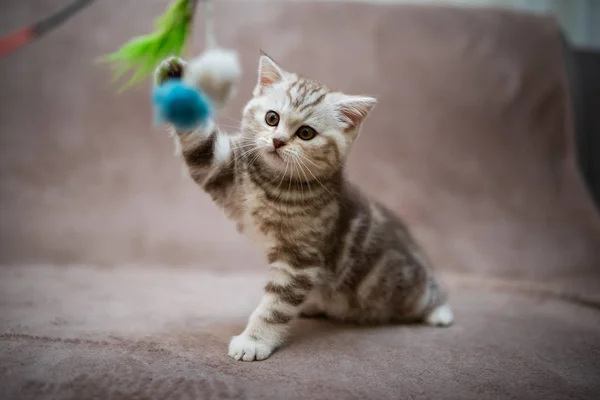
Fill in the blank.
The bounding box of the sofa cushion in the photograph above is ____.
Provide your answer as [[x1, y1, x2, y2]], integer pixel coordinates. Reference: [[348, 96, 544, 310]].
[[1, 265, 599, 400]]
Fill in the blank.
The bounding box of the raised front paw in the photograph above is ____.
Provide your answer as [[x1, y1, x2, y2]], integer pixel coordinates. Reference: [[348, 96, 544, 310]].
[[154, 56, 187, 86], [228, 334, 276, 362]]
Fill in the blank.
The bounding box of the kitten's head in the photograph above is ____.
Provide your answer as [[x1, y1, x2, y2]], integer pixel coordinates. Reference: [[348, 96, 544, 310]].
[[241, 54, 376, 180]]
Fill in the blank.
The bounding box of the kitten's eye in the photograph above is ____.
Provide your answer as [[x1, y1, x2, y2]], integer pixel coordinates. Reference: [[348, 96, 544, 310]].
[[265, 111, 280, 127], [296, 126, 318, 141]]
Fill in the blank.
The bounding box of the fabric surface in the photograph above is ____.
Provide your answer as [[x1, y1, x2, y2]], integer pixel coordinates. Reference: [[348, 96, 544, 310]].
[[1, 1, 599, 399], [1, 266, 600, 400]]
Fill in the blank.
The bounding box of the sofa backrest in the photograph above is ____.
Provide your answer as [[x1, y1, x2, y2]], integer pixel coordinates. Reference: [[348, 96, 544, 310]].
[[0, 0, 598, 293]]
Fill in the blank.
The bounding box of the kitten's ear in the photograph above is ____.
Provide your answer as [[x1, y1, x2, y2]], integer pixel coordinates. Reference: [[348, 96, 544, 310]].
[[335, 95, 377, 131], [254, 52, 286, 96]]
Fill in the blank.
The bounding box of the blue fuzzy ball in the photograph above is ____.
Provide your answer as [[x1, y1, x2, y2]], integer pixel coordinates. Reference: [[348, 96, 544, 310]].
[[152, 80, 212, 131]]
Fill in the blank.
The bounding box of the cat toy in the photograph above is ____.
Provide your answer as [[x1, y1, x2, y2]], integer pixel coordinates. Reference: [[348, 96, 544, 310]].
[[103, 0, 241, 131], [0, 0, 96, 58], [0, 0, 240, 131]]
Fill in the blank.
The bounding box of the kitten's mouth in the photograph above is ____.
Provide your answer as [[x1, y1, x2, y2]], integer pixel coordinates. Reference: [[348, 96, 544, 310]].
[[263, 148, 284, 165], [265, 148, 282, 159]]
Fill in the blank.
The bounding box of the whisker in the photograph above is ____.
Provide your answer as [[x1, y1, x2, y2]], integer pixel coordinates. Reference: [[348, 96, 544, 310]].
[[235, 139, 256, 147], [269, 165, 285, 187], [229, 149, 257, 169], [233, 146, 259, 161], [216, 124, 241, 130], [294, 158, 304, 199], [248, 150, 263, 170], [227, 142, 264, 168], [235, 143, 259, 152], [288, 159, 294, 192], [276, 157, 290, 192], [295, 154, 332, 195], [297, 149, 343, 169], [293, 153, 313, 196], [295, 152, 323, 168], [220, 115, 243, 124], [294, 151, 328, 174], [293, 160, 311, 214]]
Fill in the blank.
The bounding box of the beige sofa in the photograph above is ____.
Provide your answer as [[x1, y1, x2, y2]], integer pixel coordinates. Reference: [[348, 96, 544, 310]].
[[1, 1, 599, 399]]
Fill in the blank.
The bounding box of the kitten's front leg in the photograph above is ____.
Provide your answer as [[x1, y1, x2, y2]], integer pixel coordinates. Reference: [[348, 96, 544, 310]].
[[229, 263, 318, 361], [155, 57, 238, 201]]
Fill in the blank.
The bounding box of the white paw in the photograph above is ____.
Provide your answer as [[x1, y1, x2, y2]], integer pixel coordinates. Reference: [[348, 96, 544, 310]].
[[425, 304, 454, 327], [228, 334, 275, 362]]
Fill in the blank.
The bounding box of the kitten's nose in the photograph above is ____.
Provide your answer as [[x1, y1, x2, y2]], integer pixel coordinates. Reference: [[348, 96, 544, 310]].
[[272, 138, 285, 149]]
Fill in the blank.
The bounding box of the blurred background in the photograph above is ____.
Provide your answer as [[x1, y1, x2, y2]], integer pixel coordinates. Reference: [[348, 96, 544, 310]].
[[0, 0, 598, 271], [391, 0, 600, 48]]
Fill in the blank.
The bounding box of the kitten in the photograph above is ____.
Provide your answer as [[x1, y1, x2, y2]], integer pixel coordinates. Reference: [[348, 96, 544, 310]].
[[155, 54, 453, 362]]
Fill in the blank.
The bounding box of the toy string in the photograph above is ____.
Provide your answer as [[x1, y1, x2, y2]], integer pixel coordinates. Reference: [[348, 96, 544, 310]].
[[0, 0, 214, 58], [0, 0, 96, 58], [203, 0, 216, 49], [0, 0, 217, 88]]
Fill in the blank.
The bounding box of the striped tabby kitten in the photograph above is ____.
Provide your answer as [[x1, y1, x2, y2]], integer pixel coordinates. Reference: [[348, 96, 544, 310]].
[[155, 54, 453, 362]]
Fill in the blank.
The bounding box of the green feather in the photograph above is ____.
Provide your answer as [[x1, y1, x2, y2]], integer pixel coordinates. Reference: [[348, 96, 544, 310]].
[[100, 0, 195, 91]]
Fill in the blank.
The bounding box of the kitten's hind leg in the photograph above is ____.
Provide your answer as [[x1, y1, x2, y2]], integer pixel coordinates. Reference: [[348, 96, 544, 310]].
[[299, 310, 327, 319], [424, 304, 454, 327], [420, 277, 454, 327], [298, 291, 327, 319]]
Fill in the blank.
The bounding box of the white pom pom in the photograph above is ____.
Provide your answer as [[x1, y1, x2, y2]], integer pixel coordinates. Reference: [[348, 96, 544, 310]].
[[183, 48, 242, 110]]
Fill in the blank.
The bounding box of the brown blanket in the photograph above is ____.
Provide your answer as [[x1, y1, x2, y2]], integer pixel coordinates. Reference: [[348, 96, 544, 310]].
[[1, 1, 599, 399]]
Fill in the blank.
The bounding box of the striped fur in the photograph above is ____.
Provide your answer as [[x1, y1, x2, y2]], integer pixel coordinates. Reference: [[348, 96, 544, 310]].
[[155, 55, 453, 362]]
